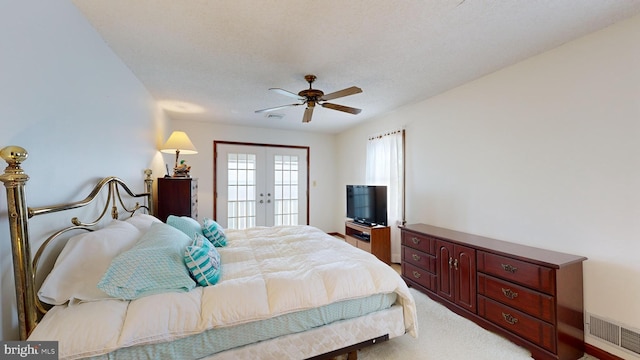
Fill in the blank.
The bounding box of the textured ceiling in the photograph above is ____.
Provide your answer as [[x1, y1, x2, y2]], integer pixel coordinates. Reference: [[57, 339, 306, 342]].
[[72, 1, 640, 134]]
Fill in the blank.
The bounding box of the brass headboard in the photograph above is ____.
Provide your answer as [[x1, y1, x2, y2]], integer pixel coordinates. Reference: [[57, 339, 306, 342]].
[[0, 146, 154, 340]]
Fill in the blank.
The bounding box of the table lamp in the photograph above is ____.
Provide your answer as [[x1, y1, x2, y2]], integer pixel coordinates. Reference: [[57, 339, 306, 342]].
[[160, 131, 198, 177]]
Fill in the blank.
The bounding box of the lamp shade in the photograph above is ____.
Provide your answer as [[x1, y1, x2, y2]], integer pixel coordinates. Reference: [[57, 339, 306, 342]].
[[160, 131, 198, 154]]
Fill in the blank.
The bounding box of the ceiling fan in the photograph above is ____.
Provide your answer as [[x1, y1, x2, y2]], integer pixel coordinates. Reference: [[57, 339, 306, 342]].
[[255, 75, 362, 123]]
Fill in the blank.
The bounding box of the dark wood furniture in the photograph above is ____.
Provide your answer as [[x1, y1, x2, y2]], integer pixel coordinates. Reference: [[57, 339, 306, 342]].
[[157, 177, 198, 222], [401, 223, 587, 360], [345, 221, 391, 264]]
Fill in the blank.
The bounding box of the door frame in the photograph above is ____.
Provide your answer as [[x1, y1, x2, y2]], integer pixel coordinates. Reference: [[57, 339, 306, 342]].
[[213, 140, 310, 225]]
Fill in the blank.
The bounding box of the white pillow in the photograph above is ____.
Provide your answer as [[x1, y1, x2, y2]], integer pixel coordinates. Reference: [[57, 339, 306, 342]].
[[38, 220, 143, 305], [124, 213, 162, 232]]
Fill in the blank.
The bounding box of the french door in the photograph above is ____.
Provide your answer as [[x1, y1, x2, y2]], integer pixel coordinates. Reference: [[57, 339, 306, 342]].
[[214, 142, 309, 229]]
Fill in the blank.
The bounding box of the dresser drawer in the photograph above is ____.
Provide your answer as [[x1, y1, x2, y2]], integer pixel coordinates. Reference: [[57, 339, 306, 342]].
[[402, 262, 436, 292], [402, 246, 436, 273], [477, 251, 555, 295], [477, 273, 555, 323], [401, 230, 436, 255], [358, 239, 372, 253], [478, 296, 556, 353]]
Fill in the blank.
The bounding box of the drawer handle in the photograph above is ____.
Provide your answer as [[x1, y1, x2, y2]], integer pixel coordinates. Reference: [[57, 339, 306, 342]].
[[412, 271, 421, 279], [411, 237, 421, 245], [412, 254, 421, 261], [448, 257, 453, 269], [502, 312, 518, 325], [501, 288, 519, 300], [501, 263, 518, 273]]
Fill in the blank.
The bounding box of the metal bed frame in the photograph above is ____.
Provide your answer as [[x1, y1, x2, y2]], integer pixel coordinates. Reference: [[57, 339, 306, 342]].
[[0, 145, 153, 340]]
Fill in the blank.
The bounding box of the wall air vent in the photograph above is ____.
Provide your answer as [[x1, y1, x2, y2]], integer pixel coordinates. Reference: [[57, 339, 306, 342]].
[[621, 328, 640, 355], [589, 314, 620, 345], [587, 313, 640, 356]]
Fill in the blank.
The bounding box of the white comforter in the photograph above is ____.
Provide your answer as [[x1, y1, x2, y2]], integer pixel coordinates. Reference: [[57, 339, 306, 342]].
[[29, 225, 417, 359]]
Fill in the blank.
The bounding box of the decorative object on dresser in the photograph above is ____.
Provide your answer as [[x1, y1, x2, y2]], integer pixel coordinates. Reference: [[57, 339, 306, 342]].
[[160, 130, 198, 177], [157, 177, 198, 222], [345, 220, 391, 264], [400, 223, 587, 360]]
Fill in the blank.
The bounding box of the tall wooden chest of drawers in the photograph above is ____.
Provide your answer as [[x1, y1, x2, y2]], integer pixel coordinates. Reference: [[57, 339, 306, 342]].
[[401, 223, 587, 360], [157, 177, 198, 222]]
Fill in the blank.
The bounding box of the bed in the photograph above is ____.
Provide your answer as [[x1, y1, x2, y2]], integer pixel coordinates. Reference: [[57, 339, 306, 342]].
[[0, 145, 417, 360]]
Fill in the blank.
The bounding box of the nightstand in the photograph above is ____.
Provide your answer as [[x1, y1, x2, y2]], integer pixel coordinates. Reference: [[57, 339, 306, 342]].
[[156, 177, 198, 222]]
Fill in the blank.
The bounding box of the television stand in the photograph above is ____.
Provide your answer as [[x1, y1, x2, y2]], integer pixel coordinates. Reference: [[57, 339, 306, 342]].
[[345, 221, 390, 264]]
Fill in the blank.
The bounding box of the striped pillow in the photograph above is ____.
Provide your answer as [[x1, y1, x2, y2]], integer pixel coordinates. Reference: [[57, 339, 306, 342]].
[[202, 218, 227, 247], [185, 233, 221, 286]]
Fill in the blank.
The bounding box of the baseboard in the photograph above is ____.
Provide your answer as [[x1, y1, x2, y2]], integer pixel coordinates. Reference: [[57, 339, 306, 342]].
[[585, 343, 626, 360], [328, 232, 344, 239]]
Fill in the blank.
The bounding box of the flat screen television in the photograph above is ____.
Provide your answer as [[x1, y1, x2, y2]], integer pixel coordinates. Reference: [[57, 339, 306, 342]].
[[346, 185, 387, 226]]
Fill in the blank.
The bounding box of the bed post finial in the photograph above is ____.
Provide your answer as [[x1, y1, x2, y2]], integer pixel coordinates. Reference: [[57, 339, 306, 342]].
[[144, 168, 154, 215], [1, 146, 28, 175], [0, 146, 38, 340]]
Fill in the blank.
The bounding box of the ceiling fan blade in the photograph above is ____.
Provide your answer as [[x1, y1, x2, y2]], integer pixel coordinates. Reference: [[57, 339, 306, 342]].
[[270, 88, 305, 100], [302, 106, 314, 123], [255, 103, 302, 113], [320, 102, 362, 115], [320, 86, 362, 101]]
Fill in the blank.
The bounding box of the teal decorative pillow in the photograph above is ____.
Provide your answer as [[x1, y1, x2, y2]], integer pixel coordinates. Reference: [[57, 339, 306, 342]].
[[98, 222, 196, 300], [202, 218, 227, 247], [185, 233, 221, 286], [167, 215, 203, 239]]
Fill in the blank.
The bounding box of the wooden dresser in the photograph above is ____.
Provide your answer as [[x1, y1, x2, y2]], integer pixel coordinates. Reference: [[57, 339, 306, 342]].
[[156, 177, 198, 222], [401, 223, 587, 360]]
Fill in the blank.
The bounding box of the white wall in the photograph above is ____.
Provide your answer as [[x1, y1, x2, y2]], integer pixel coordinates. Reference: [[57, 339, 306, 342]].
[[0, 1, 168, 340], [338, 13, 640, 359], [165, 120, 339, 232]]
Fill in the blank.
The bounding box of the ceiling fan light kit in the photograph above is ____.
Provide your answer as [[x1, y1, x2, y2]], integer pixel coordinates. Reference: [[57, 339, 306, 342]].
[[255, 74, 362, 123]]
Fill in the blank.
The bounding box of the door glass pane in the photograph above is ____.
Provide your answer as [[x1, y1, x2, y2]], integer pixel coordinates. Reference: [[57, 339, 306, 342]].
[[217, 143, 307, 229], [227, 153, 257, 229], [273, 155, 299, 226]]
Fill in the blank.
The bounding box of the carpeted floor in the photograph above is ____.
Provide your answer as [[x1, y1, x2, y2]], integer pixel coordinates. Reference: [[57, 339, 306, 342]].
[[340, 287, 598, 360]]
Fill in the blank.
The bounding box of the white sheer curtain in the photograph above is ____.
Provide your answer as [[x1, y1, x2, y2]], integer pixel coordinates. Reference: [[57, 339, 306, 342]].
[[366, 129, 404, 263]]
